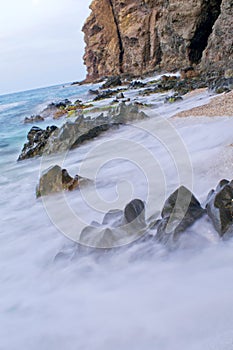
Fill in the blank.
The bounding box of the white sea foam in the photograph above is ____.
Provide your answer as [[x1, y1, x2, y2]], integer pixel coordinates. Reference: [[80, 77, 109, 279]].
[[1, 86, 233, 349]]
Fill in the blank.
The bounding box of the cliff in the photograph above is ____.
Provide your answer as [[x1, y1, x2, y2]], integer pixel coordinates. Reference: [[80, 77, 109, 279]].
[[82, 0, 232, 80]]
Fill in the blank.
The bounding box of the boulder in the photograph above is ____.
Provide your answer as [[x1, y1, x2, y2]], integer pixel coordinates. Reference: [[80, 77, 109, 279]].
[[155, 186, 205, 244], [36, 165, 89, 197], [206, 179, 233, 237], [116, 92, 124, 99], [101, 76, 122, 89], [124, 198, 145, 228]]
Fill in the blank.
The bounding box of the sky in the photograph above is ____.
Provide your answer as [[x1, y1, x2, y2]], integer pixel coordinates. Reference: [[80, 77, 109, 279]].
[[0, 0, 91, 95]]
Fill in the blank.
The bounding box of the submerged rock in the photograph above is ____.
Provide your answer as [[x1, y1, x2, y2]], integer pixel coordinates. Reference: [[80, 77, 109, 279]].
[[206, 179, 233, 237], [36, 165, 89, 197], [79, 199, 147, 248], [24, 115, 45, 124], [155, 186, 205, 244]]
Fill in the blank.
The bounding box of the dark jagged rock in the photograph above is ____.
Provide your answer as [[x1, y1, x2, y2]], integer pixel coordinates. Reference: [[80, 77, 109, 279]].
[[18, 103, 149, 160], [124, 198, 145, 227], [155, 186, 205, 244], [101, 76, 122, 89], [18, 125, 58, 161], [93, 89, 117, 101], [36, 165, 90, 197], [79, 199, 146, 248], [24, 115, 45, 124], [206, 179, 233, 237], [89, 89, 99, 95]]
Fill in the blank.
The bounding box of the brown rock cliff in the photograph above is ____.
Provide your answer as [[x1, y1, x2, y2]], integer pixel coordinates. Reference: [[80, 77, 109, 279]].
[[82, 0, 232, 80]]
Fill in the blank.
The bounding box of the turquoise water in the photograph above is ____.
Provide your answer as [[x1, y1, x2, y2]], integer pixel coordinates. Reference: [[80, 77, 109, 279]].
[[0, 83, 91, 168]]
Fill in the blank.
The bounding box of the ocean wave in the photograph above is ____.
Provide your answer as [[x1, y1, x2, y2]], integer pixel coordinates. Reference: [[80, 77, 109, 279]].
[[0, 101, 26, 113]]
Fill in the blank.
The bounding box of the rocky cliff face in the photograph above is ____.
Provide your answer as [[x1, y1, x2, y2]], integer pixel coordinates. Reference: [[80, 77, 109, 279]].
[[82, 0, 232, 80]]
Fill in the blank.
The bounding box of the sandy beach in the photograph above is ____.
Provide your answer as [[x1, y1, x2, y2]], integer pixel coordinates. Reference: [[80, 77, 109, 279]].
[[173, 90, 233, 118]]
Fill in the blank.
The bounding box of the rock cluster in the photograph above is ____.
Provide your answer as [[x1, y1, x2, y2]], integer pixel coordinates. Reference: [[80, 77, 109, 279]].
[[79, 181, 233, 249], [18, 103, 148, 160], [80, 199, 146, 248], [82, 0, 232, 80]]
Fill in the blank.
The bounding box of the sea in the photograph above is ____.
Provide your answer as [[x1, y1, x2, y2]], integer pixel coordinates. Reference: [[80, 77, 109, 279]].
[[1, 81, 233, 350]]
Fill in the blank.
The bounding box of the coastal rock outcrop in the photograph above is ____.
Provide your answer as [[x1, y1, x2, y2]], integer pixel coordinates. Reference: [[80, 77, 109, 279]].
[[82, 0, 232, 80], [18, 103, 148, 160]]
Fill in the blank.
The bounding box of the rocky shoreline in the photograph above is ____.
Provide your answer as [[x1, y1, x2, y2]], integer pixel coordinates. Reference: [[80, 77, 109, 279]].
[[17, 70, 233, 252]]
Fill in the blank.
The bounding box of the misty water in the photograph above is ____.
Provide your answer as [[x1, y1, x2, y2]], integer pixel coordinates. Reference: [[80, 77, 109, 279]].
[[1, 82, 233, 350]]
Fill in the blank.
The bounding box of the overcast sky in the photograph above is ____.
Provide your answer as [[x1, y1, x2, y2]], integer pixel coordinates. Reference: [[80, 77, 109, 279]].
[[0, 0, 91, 95]]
